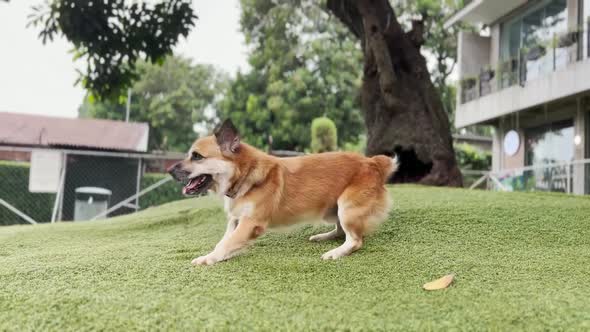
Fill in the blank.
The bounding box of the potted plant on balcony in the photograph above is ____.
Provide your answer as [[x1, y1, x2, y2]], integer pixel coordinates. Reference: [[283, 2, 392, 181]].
[[557, 30, 579, 48], [479, 65, 495, 96], [460, 76, 478, 103], [497, 57, 518, 89], [525, 44, 546, 61], [479, 65, 495, 81]]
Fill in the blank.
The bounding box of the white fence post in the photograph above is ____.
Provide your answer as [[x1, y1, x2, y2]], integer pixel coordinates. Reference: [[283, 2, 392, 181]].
[[489, 175, 509, 192], [51, 152, 67, 223], [0, 199, 37, 225], [469, 173, 489, 190], [566, 162, 571, 194]]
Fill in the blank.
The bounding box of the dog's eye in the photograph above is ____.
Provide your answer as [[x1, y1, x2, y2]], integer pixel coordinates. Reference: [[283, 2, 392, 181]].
[[191, 152, 204, 161]]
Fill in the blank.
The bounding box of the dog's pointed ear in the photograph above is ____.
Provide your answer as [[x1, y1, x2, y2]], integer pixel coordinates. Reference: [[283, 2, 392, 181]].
[[214, 119, 240, 154]]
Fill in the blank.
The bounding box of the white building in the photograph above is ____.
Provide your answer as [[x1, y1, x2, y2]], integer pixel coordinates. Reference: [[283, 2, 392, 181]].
[[446, 0, 590, 194]]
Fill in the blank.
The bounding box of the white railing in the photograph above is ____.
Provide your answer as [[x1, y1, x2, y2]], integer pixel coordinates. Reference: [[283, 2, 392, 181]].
[[469, 159, 590, 195]]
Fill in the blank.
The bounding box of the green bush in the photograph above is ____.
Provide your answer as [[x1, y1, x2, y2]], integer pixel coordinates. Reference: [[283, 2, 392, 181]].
[[139, 173, 184, 210], [455, 143, 492, 171], [0, 161, 55, 225], [311, 117, 338, 153], [455, 143, 492, 188], [343, 134, 366, 154]]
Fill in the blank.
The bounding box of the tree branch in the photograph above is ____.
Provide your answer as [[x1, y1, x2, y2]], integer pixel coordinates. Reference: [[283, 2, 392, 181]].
[[357, 0, 405, 108], [326, 0, 364, 40]]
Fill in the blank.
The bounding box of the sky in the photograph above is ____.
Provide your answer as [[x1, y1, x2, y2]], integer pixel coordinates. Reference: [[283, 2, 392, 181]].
[[0, 0, 249, 118]]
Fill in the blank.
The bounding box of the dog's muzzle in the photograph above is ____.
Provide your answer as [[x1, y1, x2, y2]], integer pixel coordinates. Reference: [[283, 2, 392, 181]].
[[167, 162, 213, 196]]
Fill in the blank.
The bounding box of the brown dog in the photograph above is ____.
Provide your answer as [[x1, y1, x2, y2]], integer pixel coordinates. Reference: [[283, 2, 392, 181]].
[[168, 119, 397, 265]]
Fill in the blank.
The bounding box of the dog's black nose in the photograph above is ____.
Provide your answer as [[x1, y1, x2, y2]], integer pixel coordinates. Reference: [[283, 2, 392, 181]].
[[167, 162, 179, 174]]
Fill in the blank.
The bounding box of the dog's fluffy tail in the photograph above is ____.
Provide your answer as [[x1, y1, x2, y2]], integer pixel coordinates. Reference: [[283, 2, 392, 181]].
[[372, 154, 399, 183]]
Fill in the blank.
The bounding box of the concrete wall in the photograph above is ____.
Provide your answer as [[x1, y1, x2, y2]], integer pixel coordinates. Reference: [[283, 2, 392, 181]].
[[495, 120, 525, 171], [491, 128, 502, 172], [489, 24, 501, 69], [573, 100, 587, 194], [458, 31, 492, 79], [568, 0, 579, 30], [457, 31, 492, 111]]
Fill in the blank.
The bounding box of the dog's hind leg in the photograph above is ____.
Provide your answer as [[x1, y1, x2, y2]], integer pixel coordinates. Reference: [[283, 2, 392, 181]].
[[321, 179, 389, 260], [309, 221, 344, 242], [320, 204, 366, 260]]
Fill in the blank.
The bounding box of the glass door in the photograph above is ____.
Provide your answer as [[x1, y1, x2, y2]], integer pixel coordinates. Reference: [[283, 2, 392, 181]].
[[586, 110, 590, 194], [525, 119, 575, 192]]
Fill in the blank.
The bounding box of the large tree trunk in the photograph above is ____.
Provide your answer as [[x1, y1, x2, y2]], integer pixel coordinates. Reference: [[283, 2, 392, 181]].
[[327, 0, 462, 186]]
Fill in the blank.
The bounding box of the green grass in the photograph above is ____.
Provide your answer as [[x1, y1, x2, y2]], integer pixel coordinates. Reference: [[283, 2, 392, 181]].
[[1, 186, 590, 331]]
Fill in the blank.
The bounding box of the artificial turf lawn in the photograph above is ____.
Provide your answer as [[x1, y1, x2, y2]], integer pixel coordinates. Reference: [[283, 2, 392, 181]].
[[1, 185, 590, 331]]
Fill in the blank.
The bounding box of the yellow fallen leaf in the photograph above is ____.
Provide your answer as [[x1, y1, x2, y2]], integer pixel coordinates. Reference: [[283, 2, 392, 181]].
[[423, 274, 455, 291]]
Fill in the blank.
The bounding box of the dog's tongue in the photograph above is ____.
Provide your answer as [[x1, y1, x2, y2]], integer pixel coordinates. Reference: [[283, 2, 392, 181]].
[[183, 176, 203, 194]]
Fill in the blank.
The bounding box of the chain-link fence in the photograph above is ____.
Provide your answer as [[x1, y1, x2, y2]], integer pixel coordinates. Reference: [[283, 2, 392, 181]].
[[0, 146, 186, 226]]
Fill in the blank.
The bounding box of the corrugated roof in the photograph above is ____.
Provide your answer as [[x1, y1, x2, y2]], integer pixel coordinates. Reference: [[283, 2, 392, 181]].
[[0, 112, 149, 152]]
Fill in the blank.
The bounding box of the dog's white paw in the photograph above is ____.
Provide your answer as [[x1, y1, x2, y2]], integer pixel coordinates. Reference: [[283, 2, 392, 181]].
[[321, 248, 347, 260], [309, 234, 324, 242], [191, 253, 221, 266]]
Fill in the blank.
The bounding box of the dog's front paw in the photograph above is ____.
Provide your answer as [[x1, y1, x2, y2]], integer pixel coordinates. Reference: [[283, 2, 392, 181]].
[[321, 248, 347, 260], [191, 253, 222, 266]]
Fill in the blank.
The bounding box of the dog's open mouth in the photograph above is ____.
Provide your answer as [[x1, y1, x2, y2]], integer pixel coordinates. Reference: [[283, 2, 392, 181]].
[[183, 174, 213, 195]]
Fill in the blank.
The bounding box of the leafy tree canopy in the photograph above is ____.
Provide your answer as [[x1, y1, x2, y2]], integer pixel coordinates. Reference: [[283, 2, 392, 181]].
[[28, 0, 197, 99], [79, 56, 228, 152], [218, 0, 364, 151]]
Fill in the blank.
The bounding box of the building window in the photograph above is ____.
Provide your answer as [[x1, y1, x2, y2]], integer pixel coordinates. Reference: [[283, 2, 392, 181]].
[[500, 0, 568, 83], [524, 119, 574, 192], [583, 0, 590, 59]]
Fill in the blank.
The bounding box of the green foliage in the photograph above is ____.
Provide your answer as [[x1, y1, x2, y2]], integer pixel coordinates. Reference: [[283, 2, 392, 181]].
[[3, 187, 590, 329], [455, 143, 491, 171], [311, 117, 338, 153], [343, 134, 367, 154], [0, 161, 55, 225], [218, 0, 364, 151], [79, 56, 228, 152], [139, 173, 183, 210], [28, 0, 197, 99]]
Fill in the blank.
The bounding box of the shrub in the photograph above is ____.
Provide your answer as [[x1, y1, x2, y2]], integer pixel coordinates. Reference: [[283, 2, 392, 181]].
[[455, 143, 491, 171], [343, 135, 367, 154], [0, 161, 55, 225], [139, 173, 183, 210], [311, 117, 338, 153]]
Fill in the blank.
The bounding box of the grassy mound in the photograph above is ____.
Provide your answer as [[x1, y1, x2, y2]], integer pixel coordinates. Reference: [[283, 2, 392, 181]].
[[1, 186, 590, 330]]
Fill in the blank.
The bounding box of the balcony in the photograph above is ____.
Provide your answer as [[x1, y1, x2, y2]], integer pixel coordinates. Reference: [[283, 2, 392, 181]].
[[445, 0, 528, 29], [456, 25, 590, 128]]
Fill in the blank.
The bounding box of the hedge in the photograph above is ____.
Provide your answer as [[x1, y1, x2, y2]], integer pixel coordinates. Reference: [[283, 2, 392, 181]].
[[139, 173, 184, 210], [0, 161, 55, 226], [0, 161, 183, 225]]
